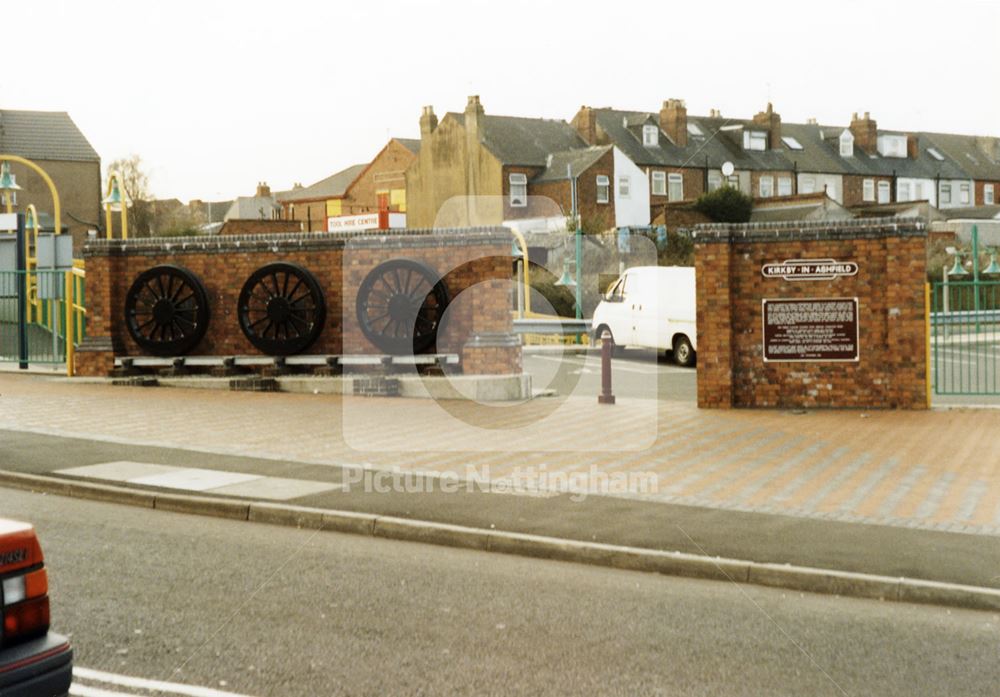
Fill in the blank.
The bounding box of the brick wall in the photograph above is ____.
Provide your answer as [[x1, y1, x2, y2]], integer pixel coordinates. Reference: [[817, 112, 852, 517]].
[[750, 170, 796, 199], [975, 180, 1000, 206], [647, 167, 706, 209], [843, 174, 894, 207], [693, 218, 928, 409], [76, 229, 519, 376]]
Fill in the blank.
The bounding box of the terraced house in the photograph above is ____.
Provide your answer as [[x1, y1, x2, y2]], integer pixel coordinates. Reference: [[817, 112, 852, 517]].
[[570, 101, 1000, 221]]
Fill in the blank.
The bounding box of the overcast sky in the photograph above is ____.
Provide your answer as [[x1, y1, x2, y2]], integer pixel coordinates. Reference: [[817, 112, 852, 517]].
[[5, 0, 998, 202]]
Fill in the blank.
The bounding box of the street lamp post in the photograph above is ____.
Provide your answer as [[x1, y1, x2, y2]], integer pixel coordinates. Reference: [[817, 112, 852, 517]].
[[103, 172, 128, 240]]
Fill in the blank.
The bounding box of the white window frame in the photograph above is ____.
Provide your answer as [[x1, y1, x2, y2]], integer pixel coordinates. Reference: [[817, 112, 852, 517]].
[[781, 136, 803, 150], [651, 171, 666, 196], [618, 175, 630, 199], [960, 183, 971, 204], [986, 184, 996, 205], [668, 173, 684, 201], [759, 176, 774, 198], [643, 124, 659, 147], [839, 131, 854, 157], [778, 177, 792, 197], [801, 176, 815, 194], [508, 173, 527, 207], [898, 181, 912, 202], [708, 172, 722, 192], [596, 175, 609, 204], [744, 130, 767, 151], [862, 179, 875, 202], [940, 183, 952, 205], [727, 175, 740, 190], [877, 181, 890, 203]]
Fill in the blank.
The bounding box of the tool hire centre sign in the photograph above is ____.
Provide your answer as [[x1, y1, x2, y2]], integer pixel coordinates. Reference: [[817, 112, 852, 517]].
[[761, 259, 860, 362]]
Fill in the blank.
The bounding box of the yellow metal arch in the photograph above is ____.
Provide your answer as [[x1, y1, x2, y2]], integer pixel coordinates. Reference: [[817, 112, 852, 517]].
[[0, 154, 62, 236]]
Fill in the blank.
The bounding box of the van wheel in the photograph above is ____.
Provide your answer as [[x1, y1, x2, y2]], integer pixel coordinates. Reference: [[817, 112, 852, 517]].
[[673, 336, 696, 367]]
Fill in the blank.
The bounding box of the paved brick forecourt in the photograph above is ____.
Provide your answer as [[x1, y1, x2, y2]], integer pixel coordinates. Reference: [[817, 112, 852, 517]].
[[75, 228, 521, 377], [692, 218, 928, 409]]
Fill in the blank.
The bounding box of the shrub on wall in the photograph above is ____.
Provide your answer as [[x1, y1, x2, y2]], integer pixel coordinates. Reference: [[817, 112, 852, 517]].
[[694, 186, 753, 223]]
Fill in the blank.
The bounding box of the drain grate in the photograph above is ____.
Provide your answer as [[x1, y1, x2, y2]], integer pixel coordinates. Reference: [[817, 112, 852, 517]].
[[229, 376, 279, 392]]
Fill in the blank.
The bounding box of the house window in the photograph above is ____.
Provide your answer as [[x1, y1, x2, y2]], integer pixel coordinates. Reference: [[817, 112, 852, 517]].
[[781, 136, 803, 150], [928, 147, 945, 161], [940, 183, 952, 205], [651, 171, 666, 196], [509, 173, 527, 207], [778, 177, 792, 197], [914, 182, 924, 201], [986, 184, 996, 205], [744, 130, 767, 151], [759, 176, 774, 198], [643, 124, 659, 147], [878, 181, 890, 203], [618, 175, 630, 198], [960, 183, 971, 204], [839, 131, 854, 157], [708, 172, 722, 191], [596, 175, 609, 204], [863, 179, 875, 202], [727, 175, 740, 190], [687, 123, 704, 137], [898, 181, 912, 202], [801, 176, 815, 194], [668, 173, 684, 201]]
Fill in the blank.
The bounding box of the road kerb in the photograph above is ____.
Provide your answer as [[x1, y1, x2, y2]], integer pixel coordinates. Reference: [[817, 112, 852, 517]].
[[249, 503, 325, 530], [748, 563, 899, 602], [3, 470, 1000, 612], [154, 492, 250, 520], [374, 516, 491, 551]]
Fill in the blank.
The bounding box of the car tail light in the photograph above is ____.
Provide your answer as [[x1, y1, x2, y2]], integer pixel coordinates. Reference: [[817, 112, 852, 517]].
[[3, 595, 50, 644], [0, 521, 51, 647]]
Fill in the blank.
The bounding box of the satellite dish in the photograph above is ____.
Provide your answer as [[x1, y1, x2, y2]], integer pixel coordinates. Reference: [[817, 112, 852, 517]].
[[721, 161, 735, 177]]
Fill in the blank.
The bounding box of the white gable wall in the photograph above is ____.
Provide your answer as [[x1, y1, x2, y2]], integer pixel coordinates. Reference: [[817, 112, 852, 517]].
[[613, 147, 650, 227]]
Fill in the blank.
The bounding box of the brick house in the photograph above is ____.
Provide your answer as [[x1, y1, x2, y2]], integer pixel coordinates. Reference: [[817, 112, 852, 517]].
[[406, 96, 649, 231], [279, 138, 420, 232], [0, 109, 101, 251]]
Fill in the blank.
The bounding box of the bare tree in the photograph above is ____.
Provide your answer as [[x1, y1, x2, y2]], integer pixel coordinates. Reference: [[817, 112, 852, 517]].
[[106, 154, 153, 236]]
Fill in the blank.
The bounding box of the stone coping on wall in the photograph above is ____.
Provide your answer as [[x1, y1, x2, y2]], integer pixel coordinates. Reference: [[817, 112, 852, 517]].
[[82, 227, 513, 257], [690, 216, 927, 244]]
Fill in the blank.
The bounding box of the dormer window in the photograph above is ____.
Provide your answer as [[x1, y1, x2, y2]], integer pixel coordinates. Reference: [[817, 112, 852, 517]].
[[744, 130, 767, 151], [509, 173, 527, 207], [643, 124, 659, 147], [839, 131, 854, 157], [877, 135, 907, 158]]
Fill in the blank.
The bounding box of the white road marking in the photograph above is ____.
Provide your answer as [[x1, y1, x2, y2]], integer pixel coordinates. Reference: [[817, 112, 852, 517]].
[[73, 666, 257, 697]]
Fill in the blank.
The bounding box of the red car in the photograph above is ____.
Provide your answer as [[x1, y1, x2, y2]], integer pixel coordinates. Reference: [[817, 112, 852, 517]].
[[0, 519, 73, 697]]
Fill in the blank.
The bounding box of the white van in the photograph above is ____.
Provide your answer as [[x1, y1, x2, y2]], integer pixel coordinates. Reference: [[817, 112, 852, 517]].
[[591, 266, 698, 366]]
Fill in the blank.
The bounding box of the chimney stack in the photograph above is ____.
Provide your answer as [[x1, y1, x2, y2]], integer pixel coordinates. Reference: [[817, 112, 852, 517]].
[[573, 105, 597, 145], [850, 111, 878, 155], [659, 99, 687, 148], [907, 134, 920, 160], [752, 102, 782, 149], [464, 95, 485, 143], [256, 182, 271, 198], [420, 105, 438, 141]]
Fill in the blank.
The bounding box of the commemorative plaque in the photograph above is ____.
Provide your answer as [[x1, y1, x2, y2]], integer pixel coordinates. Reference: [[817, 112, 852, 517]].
[[762, 298, 859, 362]]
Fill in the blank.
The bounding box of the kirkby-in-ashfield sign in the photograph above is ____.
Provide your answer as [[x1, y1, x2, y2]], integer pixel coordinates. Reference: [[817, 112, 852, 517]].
[[761, 258, 859, 281], [762, 298, 860, 362]]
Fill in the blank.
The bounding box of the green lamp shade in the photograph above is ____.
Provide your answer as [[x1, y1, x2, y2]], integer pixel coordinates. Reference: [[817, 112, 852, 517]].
[[0, 162, 21, 192], [103, 179, 124, 211], [948, 256, 969, 277], [983, 254, 1000, 276]]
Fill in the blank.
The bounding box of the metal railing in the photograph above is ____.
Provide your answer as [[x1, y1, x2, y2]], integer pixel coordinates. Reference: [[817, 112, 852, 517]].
[[930, 280, 1000, 396], [0, 269, 85, 374]]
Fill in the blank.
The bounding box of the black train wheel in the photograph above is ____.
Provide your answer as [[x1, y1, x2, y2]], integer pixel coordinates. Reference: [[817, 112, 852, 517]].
[[237, 262, 326, 356], [356, 259, 449, 355], [124, 265, 210, 356]]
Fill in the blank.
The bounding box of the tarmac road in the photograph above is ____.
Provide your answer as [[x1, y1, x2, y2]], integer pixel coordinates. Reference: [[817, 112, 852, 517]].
[[8, 488, 1000, 697]]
